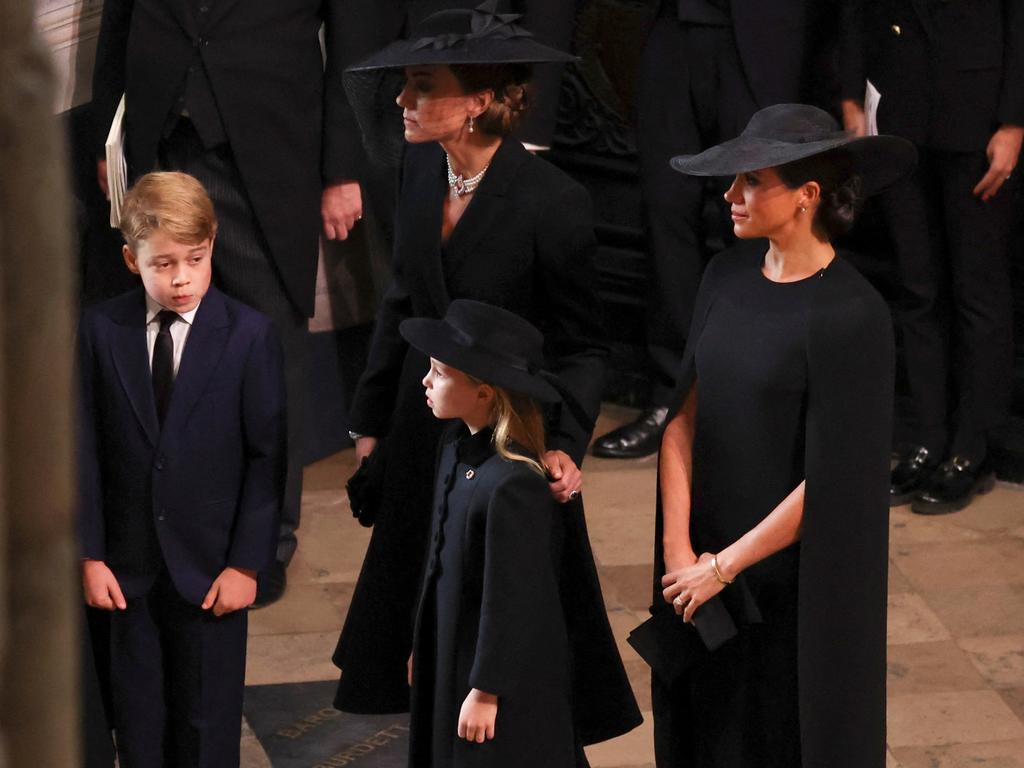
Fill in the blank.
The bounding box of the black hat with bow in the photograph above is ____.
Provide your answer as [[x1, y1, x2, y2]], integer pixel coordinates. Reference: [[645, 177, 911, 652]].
[[399, 299, 592, 433], [343, 0, 576, 166]]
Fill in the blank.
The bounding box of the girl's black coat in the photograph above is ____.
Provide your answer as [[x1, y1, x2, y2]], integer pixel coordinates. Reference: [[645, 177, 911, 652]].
[[409, 427, 575, 767], [334, 138, 640, 744]]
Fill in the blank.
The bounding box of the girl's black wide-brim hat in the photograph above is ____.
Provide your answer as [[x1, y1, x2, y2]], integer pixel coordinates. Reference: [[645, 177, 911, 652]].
[[344, 0, 577, 167], [670, 103, 917, 195], [399, 299, 592, 432]]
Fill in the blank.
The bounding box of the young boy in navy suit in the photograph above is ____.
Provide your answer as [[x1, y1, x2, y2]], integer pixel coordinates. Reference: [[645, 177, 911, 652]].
[[77, 172, 286, 767]]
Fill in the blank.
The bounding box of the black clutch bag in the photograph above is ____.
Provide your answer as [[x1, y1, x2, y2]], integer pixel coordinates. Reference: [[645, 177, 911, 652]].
[[627, 575, 762, 685], [345, 441, 387, 528]]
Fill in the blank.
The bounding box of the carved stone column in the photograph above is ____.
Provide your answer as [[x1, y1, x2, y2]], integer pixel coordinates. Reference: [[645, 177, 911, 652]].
[[0, 0, 78, 764]]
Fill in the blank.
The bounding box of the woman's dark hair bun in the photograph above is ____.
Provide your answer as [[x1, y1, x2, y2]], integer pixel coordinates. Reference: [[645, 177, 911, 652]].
[[777, 148, 864, 240], [450, 63, 533, 138]]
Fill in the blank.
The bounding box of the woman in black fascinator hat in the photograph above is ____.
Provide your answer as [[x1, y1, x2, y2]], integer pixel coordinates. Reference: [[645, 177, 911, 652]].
[[647, 103, 915, 767], [332, 1, 640, 748]]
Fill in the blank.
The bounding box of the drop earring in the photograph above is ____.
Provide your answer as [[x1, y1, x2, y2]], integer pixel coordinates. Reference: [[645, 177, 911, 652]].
[[468, 114, 475, 133]]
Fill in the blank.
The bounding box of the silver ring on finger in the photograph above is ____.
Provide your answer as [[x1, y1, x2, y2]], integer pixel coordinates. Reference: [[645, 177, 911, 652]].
[[673, 595, 685, 607], [568, 489, 580, 500]]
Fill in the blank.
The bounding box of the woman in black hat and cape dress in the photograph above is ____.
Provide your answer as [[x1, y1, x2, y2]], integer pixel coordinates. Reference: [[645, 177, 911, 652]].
[[651, 103, 915, 767], [332, 0, 641, 749]]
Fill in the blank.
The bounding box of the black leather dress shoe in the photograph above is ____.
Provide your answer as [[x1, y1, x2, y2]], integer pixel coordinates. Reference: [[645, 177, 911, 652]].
[[890, 445, 939, 506], [911, 455, 996, 516], [591, 407, 669, 459], [253, 560, 287, 608]]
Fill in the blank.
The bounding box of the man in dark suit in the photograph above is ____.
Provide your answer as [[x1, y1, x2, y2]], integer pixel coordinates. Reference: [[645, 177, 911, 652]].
[[841, 0, 1024, 513], [592, 0, 810, 458], [78, 172, 285, 765], [91, 0, 385, 602]]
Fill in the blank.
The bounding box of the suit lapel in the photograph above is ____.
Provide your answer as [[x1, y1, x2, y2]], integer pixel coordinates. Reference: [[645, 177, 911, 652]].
[[110, 290, 160, 447], [160, 288, 232, 437], [443, 137, 525, 280]]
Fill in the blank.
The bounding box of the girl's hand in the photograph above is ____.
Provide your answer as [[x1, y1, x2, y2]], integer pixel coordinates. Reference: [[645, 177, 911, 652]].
[[457, 688, 498, 743], [661, 552, 725, 623], [543, 450, 582, 504]]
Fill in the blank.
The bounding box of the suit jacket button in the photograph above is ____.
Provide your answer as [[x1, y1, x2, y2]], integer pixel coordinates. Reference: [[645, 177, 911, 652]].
[[157, 509, 166, 521], [465, 469, 475, 480], [891, 24, 901, 35], [155, 458, 165, 470]]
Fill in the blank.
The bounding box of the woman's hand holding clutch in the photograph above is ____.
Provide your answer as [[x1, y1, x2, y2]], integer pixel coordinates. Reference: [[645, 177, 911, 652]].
[[661, 553, 726, 623]]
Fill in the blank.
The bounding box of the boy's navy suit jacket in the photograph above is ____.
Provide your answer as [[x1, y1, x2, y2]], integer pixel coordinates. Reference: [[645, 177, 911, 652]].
[[77, 285, 286, 605]]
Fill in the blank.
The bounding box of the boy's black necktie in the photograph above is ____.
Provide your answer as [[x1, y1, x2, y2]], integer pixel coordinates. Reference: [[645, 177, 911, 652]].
[[152, 310, 178, 425]]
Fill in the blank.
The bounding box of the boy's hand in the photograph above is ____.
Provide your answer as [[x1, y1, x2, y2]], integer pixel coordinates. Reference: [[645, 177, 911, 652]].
[[457, 689, 498, 743], [82, 559, 127, 611], [202, 567, 258, 616]]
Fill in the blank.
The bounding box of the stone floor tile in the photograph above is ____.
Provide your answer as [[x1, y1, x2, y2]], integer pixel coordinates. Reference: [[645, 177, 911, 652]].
[[887, 641, 988, 695], [923, 585, 1024, 639], [248, 582, 353, 636], [240, 717, 272, 768], [893, 539, 1024, 591], [246, 631, 341, 686], [587, 508, 657, 568], [890, 508, 986, 547], [887, 691, 1024, 747], [890, 560, 913, 594], [887, 749, 901, 767], [289, 504, 372, 585], [601, 564, 656, 612], [888, 593, 952, 645], [1001, 689, 1024, 721], [606, 607, 648, 665], [944, 484, 1024, 535], [960, 636, 1024, 689], [622, 658, 652, 712], [893, 739, 1024, 768], [304, 451, 355, 493], [584, 712, 654, 768]]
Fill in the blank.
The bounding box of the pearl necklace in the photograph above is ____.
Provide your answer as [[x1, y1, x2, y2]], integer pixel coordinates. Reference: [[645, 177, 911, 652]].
[[446, 154, 490, 199]]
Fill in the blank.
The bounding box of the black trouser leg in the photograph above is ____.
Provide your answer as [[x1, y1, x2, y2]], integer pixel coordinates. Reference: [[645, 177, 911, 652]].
[[939, 150, 1018, 460], [110, 569, 248, 768], [881, 153, 950, 454], [160, 121, 305, 565]]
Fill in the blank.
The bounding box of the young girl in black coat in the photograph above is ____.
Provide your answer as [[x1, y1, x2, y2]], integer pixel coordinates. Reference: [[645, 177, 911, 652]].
[[398, 299, 632, 768]]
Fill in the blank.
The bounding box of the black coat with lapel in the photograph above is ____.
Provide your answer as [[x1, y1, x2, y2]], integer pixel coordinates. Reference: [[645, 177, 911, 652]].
[[841, 0, 1024, 151], [334, 137, 610, 714], [77, 287, 286, 604], [91, 0, 390, 316], [350, 137, 606, 461]]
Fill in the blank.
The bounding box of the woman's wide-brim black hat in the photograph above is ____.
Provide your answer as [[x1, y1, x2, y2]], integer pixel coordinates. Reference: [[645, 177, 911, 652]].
[[400, 300, 562, 405], [670, 104, 917, 195], [344, 0, 576, 167]]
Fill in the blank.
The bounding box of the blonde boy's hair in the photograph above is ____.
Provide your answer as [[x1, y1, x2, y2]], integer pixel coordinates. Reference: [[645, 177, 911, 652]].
[[119, 172, 217, 249]]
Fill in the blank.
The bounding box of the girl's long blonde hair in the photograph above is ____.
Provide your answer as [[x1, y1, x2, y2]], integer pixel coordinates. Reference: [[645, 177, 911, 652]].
[[468, 375, 548, 476]]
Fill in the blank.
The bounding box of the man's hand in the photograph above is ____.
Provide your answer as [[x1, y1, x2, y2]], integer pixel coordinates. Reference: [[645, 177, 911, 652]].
[[82, 559, 127, 610], [97, 159, 110, 200], [457, 688, 498, 743], [841, 99, 868, 137], [973, 124, 1023, 201], [542, 449, 582, 504], [202, 566, 258, 616], [322, 180, 363, 240]]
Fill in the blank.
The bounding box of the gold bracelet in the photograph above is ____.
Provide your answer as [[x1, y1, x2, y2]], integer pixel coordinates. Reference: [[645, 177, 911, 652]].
[[711, 555, 733, 585]]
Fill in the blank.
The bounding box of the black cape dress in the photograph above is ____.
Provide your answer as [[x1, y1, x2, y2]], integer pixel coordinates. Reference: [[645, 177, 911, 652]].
[[651, 241, 894, 768], [409, 426, 579, 768], [333, 139, 640, 746]]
